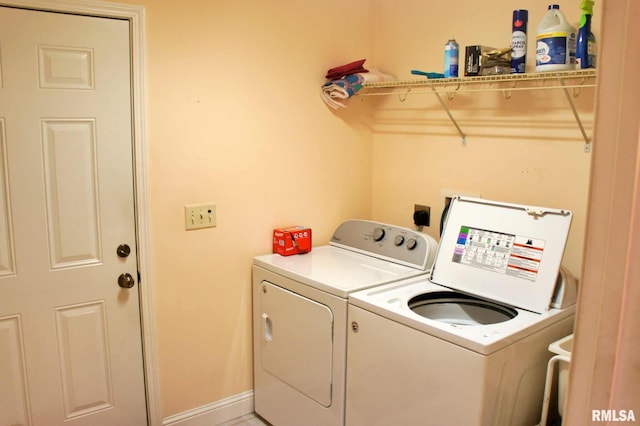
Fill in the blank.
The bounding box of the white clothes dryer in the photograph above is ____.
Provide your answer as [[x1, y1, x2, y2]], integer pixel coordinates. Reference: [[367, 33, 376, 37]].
[[253, 220, 438, 426], [346, 197, 578, 426]]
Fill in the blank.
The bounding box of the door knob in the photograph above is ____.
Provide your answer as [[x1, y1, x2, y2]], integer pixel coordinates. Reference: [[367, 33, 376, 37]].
[[118, 273, 135, 289], [117, 244, 131, 258]]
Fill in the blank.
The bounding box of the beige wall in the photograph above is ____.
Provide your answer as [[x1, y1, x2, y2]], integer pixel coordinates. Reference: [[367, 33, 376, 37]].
[[117, 0, 375, 416], [369, 0, 598, 277], [119, 0, 600, 418]]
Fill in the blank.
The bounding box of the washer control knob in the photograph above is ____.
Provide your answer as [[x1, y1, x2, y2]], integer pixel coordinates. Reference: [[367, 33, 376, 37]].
[[372, 227, 386, 242], [406, 238, 418, 250], [394, 235, 405, 246]]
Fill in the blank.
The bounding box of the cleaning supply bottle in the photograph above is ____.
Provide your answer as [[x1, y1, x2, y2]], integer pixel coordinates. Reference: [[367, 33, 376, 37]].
[[576, 0, 596, 68], [536, 5, 577, 72], [444, 37, 459, 78]]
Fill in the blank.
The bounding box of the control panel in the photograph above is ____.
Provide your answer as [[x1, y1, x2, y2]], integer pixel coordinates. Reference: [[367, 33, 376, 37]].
[[330, 220, 438, 270]]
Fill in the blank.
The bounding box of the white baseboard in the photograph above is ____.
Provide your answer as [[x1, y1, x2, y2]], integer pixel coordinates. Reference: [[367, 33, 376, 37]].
[[162, 390, 254, 426]]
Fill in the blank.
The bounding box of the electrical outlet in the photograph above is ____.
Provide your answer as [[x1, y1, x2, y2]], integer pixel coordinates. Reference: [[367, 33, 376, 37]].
[[185, 204, 216, 230], [414, 204, 431, 227]]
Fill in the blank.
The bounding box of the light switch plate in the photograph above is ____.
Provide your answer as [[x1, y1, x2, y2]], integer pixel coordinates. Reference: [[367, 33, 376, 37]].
[[185, 204, 216, 230]]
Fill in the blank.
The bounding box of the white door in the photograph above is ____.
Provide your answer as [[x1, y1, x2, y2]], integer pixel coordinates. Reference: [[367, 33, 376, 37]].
[[0, 6, 147, 425]]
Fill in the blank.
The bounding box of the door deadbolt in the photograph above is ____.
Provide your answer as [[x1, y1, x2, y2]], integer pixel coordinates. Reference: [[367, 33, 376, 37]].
[[117, 244, 131, 258], [118, 273, 135, 289]]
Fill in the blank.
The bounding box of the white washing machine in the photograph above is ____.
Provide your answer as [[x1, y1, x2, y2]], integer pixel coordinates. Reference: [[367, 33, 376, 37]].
[[253, 220, 438, 426], [346, 197, 578, 426]]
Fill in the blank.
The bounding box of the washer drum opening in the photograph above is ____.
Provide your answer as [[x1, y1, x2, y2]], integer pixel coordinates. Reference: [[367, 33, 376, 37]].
[[408, 291, 518, 326]]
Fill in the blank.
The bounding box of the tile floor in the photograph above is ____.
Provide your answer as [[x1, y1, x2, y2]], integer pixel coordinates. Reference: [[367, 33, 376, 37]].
[[219, 414, 269, 426]]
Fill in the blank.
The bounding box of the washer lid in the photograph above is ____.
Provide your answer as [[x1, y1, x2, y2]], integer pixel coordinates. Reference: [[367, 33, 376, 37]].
[[431, 197, 572, 314]]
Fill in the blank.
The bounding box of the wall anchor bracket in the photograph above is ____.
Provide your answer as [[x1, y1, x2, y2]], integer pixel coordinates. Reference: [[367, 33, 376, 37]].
[[560, 78, 591, 153], [431, 87, 467, 146]]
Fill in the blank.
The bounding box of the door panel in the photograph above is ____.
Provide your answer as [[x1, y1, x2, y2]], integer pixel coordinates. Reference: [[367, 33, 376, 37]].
[[0, 6, 146, 425], [0, 119, 14, 277], [0, 315, 30, 425], [42, 119, 101, 268], [38, 45, 94, 90], [55, 301, 112, 419]]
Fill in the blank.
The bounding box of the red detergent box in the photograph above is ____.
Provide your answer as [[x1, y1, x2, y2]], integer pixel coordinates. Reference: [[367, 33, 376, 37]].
[[273, 226, 312, 256]]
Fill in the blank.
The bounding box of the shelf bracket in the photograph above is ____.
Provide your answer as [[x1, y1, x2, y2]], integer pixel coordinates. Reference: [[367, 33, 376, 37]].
[[356, 70, 596, 151], [560, 78, 591, 153], [431, 88, 467, 146]]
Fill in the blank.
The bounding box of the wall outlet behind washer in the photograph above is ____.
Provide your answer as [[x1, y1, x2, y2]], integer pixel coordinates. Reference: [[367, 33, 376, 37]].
[[414, 204, 431, 227]]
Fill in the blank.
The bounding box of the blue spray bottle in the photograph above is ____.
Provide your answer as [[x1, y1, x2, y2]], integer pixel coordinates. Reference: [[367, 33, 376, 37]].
[[576, 0, 596, 68]]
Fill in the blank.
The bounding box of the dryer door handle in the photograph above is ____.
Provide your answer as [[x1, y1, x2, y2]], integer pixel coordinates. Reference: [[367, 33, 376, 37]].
[[262, 313, 273, 342]]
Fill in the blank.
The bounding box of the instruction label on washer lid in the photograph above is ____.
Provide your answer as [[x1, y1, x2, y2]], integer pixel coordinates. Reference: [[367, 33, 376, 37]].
[[453, 226, 545, 282]]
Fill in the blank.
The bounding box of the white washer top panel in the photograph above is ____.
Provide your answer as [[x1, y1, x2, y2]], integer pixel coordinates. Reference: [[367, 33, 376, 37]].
[[433, 197, 572, 313], [348, 276, 576, 355], [330, 219, 438, 270], [254, 246, 426, 298]]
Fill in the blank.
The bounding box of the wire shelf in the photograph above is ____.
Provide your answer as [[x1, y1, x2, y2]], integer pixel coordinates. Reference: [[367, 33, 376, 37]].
[[359, 69, 597, 96]]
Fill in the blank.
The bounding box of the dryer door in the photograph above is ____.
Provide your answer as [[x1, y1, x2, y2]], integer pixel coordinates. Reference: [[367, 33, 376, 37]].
[[259, 281, 334, 407]]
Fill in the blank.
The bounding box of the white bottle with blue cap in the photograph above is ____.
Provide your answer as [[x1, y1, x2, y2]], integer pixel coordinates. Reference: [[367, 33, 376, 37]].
[[535, 4, 577, 72]]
